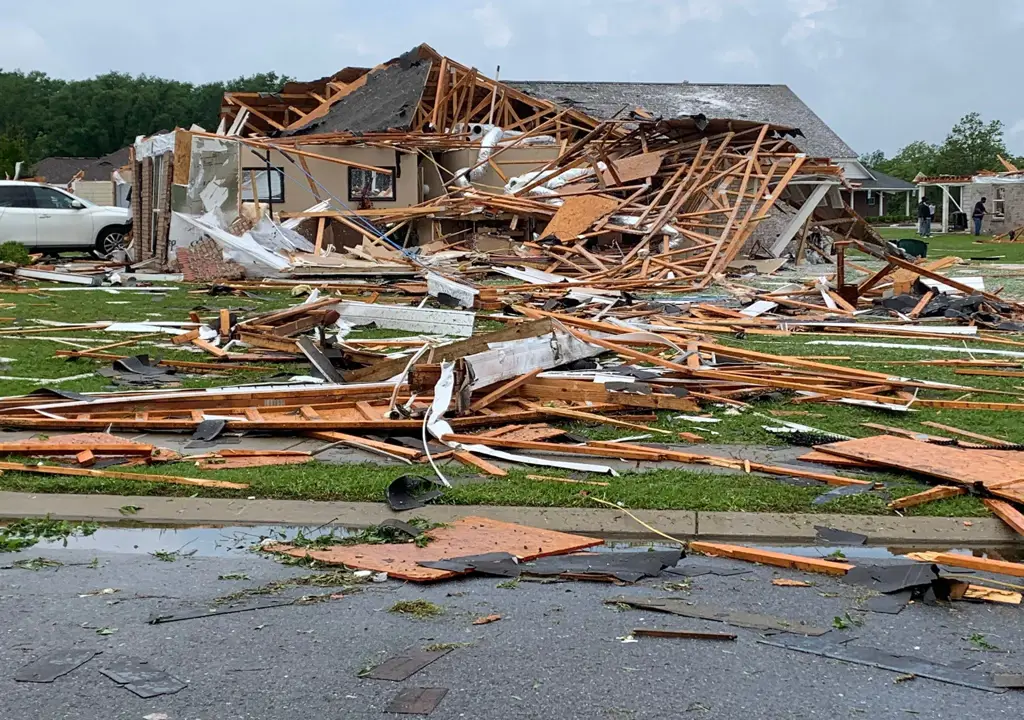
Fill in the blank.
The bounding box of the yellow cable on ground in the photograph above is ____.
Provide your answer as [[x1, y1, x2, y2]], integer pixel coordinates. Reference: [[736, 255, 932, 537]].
[[585, 495, 688, 547]]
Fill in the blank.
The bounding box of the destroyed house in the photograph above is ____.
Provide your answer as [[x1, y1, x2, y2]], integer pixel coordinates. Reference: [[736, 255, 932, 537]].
[[128, 43, 878, 277]]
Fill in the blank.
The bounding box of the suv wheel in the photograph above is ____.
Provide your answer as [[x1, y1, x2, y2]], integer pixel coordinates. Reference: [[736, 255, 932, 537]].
[[96, 227, 127, 256]]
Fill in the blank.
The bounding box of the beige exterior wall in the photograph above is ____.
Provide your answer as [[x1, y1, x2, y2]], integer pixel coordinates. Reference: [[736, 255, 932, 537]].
[[240, 145, 419, 213], [438, 146, 561, 194], [71, 180, 115, 206]]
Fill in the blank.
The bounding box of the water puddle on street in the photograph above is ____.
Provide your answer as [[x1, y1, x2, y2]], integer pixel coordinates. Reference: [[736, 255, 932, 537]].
[[3, 520, 1022, 564]]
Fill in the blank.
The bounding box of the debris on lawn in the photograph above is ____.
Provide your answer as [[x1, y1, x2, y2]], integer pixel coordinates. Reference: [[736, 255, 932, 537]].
[[6, 41, 1024, 710]]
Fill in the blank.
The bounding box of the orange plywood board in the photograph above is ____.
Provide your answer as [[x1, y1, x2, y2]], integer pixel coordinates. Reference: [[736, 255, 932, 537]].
[[268, 516, 603, 581], [542, 195, 621, 241], [815, 436, 1024, 504]]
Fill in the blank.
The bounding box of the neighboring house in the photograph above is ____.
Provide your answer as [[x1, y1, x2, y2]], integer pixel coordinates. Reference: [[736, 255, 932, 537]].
[[842, 167, 917, 219], [916, 171, 1024, 235], [31, 147, 131, 206]]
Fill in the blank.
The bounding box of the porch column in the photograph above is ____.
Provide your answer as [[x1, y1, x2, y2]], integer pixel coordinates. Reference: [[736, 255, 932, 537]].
[[905, 191, 911, 216], [941, 184, 950, 234], [879, 192, 885, 216]]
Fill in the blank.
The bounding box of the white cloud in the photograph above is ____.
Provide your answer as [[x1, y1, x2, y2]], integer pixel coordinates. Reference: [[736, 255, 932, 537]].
[[1010, 119, 1024, 136], [717, 46, 760, 67], [587, 13, 610, 37], [472, 2, 513, 49], [788, 0, 837, 17], [782, 17, 817, 44], [0, 21, 52, 71]]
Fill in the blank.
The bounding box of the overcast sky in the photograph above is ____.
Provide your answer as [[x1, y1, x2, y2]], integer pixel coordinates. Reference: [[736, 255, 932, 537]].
[[2, 0, 1021, 157]]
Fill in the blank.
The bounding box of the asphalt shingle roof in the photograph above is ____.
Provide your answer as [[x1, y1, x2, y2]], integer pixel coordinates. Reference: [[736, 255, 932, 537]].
[[508, 81, 856, 160]]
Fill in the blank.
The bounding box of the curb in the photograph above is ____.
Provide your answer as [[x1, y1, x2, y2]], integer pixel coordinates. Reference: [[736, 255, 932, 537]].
[[0, 491, 1017, 546]]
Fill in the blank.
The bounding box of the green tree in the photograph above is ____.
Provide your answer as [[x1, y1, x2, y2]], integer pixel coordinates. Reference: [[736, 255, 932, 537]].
[[859, 150, 886, 168], [0, 68, 289, 169], [935, 112, 1006, 176], [874, 140, 940, 182], [0, 132, 30, 178]]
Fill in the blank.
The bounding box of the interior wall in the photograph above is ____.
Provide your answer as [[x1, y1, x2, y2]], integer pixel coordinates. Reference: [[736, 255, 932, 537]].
[[240, 145, 418, 213], [439, 146, 560, 193]]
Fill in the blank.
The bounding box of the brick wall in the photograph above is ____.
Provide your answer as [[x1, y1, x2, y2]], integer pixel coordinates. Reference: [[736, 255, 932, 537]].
[[963, 182, 1024, 234]]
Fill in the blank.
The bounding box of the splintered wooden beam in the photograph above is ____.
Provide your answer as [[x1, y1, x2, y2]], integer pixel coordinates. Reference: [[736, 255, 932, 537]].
[[905, 551, 1024, 578], [452, 450, 508, 476], [688, 541, 854, 576], [0, 461, 248, 490], [469, 369, 543, 412], [984, 499, 1024, 537], [888, 486, 967, 510]]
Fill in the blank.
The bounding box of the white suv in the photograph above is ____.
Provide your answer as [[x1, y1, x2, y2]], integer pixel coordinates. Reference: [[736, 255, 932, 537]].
[[0, 181, 131, 255]]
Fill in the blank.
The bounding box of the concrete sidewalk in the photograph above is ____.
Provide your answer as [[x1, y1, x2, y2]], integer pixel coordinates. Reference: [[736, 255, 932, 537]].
[[0, 491, 1017, 545]]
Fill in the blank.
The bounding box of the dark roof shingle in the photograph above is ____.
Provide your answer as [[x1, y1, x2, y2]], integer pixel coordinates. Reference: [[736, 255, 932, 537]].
[[508, 81, 856, 159]]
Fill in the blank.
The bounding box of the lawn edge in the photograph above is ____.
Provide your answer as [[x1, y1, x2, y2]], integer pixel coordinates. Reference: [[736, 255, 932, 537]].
[[0, 491, 1015, 546]]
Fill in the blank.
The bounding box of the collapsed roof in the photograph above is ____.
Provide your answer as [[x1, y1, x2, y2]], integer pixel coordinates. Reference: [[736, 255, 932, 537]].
[[507, 81, 856, 160]]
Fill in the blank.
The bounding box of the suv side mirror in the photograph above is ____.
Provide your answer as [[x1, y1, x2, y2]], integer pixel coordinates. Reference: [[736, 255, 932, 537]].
[[70, 200, 85, 209]]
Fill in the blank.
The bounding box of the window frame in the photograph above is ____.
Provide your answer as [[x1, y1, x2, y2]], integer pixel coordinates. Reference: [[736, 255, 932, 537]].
[[347, 166, 397, 203], [994, 187, 1006, 219], [865, 190, 876, 207], [241, 167, 285, 204]]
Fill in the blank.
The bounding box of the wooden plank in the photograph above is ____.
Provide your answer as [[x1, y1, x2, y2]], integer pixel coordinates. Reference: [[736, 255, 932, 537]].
[[268, 516, 603, 581], [984, 499, 1024, 537], [816, 436, 1024, 504], [313, 217, 326, 255], [197, 455, 312, 471], [0, 461, 248, 490], [453, 449, 508, 476], [219, 309, 231, 338], [0, 442, 153, 456], [888, 486, 967, 510], [305, 431, 421, 459], [688, 541, 853, 576], [919, 421, 1012, 446], [905, 551, 1024, 578], [192, 338, 227, 358], [631, 628, 736, 641], [524, 403, 672, 435], [172, 329, 200, 345], [908, 290, 935, 319], [469, 369, 543, 412]]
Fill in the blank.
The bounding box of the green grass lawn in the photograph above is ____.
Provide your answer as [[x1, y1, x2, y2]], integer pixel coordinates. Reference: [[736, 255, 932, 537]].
[[0, 280, 1015, 518], [875, 226, 1024, 262]]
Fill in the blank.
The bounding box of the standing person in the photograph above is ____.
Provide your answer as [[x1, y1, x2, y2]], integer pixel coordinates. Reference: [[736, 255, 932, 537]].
[[973, 197, 987, 236], [917, 198, 932, 238]]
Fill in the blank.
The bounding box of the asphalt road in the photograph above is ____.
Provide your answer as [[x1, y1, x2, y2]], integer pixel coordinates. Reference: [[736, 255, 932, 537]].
[[1, 529, 1022, 719]]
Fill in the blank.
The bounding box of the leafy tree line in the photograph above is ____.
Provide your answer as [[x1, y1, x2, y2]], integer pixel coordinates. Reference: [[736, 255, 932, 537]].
[[0, 69, 289, 177], [860, 112, 1022, 181]]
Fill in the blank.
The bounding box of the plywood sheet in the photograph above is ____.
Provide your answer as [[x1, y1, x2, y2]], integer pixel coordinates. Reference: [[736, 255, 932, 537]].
[[601, 151, 665, 185], [268, 516, 603, 581], [173, 130, 192, 185], [816, 436, 1024, 503], [541, 195, 621, 241]]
